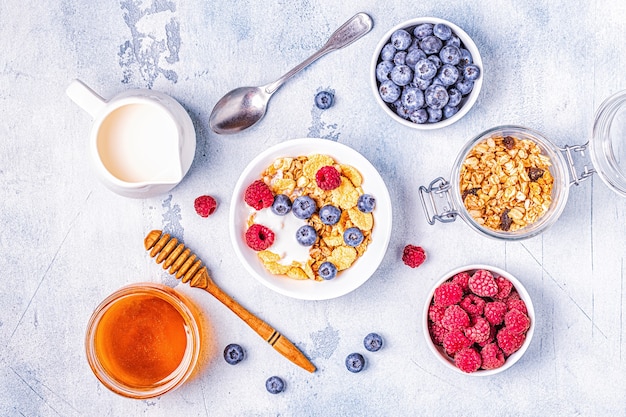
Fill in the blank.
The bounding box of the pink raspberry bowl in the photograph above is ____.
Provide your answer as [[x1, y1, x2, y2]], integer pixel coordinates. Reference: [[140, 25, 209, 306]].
[[422, 264, 535, 376]]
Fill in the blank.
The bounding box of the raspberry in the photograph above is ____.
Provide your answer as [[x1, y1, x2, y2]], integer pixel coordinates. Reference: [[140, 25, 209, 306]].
[[496, 327, 526, 356], [464, 316, 491, 344], [484, 301, 507, 325], [460, 294, 486, 316], [507, 298, 528, 315], [441, 304, 470, 331], [244, 224, 275, 251], [494, 276, 513, 299], [244, 180, 274, 210], [480, 343, 505, 370], [433, 282, 463, 307], [468, 269, 499, 297], [451, 272, 471, 292], [428, 304, 446, 325], [194, 195, 217, 217], [454, 347, 482, 373], [504, 309, 530, 335], [478, 325, 495, 347], [442, 330, 471, 355], [507, 290, 521, 300], [315, 166, 341, 190], [402, 245, 426, 268], [429, 322, 447, 345]]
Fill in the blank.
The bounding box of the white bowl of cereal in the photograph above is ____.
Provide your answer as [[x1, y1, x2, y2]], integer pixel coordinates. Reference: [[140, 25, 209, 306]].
[[423, 264, 535, 375], [229, 138, 392, 300], [419, 125, 571, 240]]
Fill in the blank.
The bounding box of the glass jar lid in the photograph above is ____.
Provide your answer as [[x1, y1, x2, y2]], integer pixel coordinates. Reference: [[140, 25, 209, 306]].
[[591, 90, 626, 197]]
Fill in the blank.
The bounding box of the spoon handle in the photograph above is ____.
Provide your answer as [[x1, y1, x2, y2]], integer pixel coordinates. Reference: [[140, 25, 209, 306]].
[[144, 230, 317, 373], [264, 12, 373, 95]]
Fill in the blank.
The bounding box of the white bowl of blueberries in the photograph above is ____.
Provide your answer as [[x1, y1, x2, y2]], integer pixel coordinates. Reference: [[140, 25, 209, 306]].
[[371, 17, 483, 129]]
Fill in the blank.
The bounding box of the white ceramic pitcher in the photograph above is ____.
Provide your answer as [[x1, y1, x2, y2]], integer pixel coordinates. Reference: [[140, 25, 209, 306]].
[[67, 79, 196, 198]]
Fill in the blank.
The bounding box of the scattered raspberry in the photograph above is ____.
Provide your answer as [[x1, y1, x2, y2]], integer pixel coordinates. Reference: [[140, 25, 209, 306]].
[[315, 166, 341, 190], [433, 282, 463, 307], [443, 330, 472, 355], [496, 327, 526, 356], [480, 343, 505, 370], [484, 301, 507, 325], [244, 180, 274, 210], [441, 305, 470, 331], [494, 276, 513, 299], [194, 195, 217, 217], [464, 316, 491, 344], [507, 298, 528, 315], [455, 347, 482, 373], [451, 272, 471, 292], [244, 224, 275, 251], [468, 269, 499, 297], [504, 309, 530, 335], [460, 294, 486, 316], [428, 304, 446, 325], [429, 322, 447, 346], [402, 245, 426, 268]]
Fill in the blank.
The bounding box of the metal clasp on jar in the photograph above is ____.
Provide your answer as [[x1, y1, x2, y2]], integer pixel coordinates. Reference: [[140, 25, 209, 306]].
[[560, 142, 596, 186], [418, 177, 459, 224]]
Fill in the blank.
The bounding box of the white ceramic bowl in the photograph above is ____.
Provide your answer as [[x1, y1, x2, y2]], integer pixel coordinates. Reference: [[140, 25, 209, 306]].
[[422, 264, 535, 376], [371, 17, 483, 130], [229, 138, 392, 300]]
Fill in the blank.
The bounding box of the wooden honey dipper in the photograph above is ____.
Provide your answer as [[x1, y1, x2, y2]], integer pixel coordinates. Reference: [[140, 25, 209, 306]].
[[144, 230, 316, 373]]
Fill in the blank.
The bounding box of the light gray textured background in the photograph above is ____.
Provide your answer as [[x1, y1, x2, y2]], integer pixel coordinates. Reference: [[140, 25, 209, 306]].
[[1, 1, 626, 416]]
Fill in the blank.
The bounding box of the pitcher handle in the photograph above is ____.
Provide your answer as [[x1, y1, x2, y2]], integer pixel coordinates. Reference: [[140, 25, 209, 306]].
[[66, 79, 107, 118]]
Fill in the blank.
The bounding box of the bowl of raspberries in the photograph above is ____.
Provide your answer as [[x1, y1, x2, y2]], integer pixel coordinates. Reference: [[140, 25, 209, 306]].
[[423, 265, 534, 375], [371, 17, 483, 129]]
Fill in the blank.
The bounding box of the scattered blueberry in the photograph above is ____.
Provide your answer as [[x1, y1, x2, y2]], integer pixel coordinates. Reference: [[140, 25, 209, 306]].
[[271, 194, 292, 216], [223, 344, 245, 365], [345, 353, 365, 373], [357, 194, 376, 213], [439, 45, 461, 65], [296, 225, 317, 246], [420, 35, 443, 54], [319, 205, 341, 225], [315, 91, 334, 110], [343, 227, 364, 247], [413, 23, 433, 39], [390, 64, 413, 86], [463, 64, 481, 81], [409, 108, 428, 124], [414, 58, 437, 80], [393, 51, 407, 66], [380, 43, 396, 61], [437, 64, 460, 86], [378, 80, 401, 103], [376, 60, 394, 82], [318, 261, 337, 280], [265, 376, 285, 394], [363, 333, 384, 352], [433, 23, 452, 41], [424, 84, 449, 110], [390, 29, 412, 50], [292, 196, 317, 219]]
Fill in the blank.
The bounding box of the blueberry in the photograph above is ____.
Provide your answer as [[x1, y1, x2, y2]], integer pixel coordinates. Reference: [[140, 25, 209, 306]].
[[223, 344, 245, 365], [420, 35, 443, 54], [292, 195, 316, 219], [265, 376, 285, 394], [401, 87, 425, 110], [411, 75, 432, 91], [357, 194, 376, 213], [296, 225, 317, 246], [345, 353, 365, 373], [437, 64, 460, 86], [380, 43, 396, 61], [455, 78, 474, 95], [405, 48, 426, 69], [363, 333, 384, 352], [439, 45, 461, 65], [458, 48, 473, 67], [319, 205, 341, 225], [393, 51, 407, 66], [315, 91, 334, 110], [445, 35, 461, 48], [433, 23, 452, 40], [428, 55, 443, 69], [431, 76, 445, 87], [390, 29, 412, 50], [414, 58, 437, 80], [376, 60, 394, 82], [378, 80, 401, 103], [390, 64, 413, 86], [395, 105, 411, 119], [447, 87, 462, 107], [318, 261, 337, 280], [409, 108, 428, 124], [463, 64, 481, 81], [271, 194, 292, 216], [443, 104, 459, 119], [413, 23, 433, 39], [427, 107, 443, 123], [424, 85, 449, 110], [343, 227, 364, 247]]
